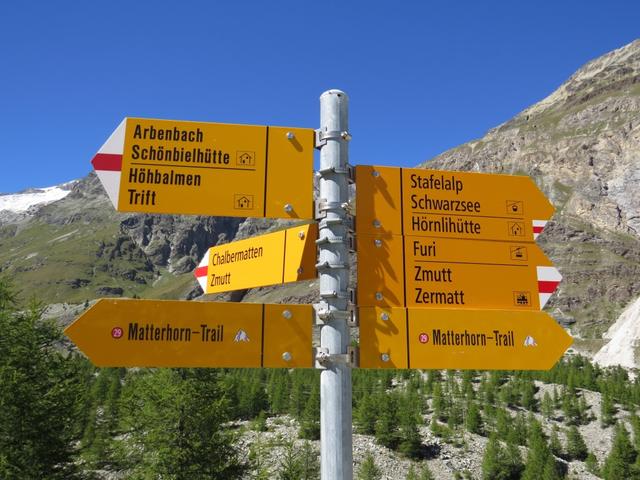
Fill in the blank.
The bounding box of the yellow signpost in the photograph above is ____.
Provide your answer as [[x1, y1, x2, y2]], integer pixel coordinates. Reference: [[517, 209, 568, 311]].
[[195, 224, 318, 294], [356, 165, 555, 242], [91, 117, 315, 219], [357, 234, 561, 310], [359, 307, 573, 370], [64, 299, 313, 368]]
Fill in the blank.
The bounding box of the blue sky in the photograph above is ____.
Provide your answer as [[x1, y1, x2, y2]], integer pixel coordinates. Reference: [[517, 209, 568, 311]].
[[1, 1, 638, 193]]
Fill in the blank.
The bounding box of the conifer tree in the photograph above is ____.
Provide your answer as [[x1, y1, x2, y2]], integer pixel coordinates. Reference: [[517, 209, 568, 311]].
[[494, 407, 510, 440], [631, 413, 640, 451], [566, 425, 588, 461], [248, 439, 272, 480], [239, 370, 269, 419], [504, 430, 524, 479], [412, 463, 435, 480], [355, 390, 379, 435], [432, 382, 447, 421], [299, 380, 320, 440], [375, 392, 399, 449], [552, 386, 560, 409], [602, 422, 637, 480], [519, 378, 537, 411], [398, 391, 423, 458], [522, 417, 556, 480], [461, 370, 475, 401], [577, 395, 590, 424], [465, 401, 483, 435], [290, 441, 320, 480], [276, 440, 304, 480], [481, 434, 509, 479], [289, 370, 308, 419], [549, 425, 563, 458], [561, 387, 579, 426], [252, 410, 268, 432], [499, 381, 516, 407], [512, 412, 528, 446], [585, 452, 599, 476], [81, 367, 126, 467], [424, 369, 440, 396], [541, 391, 554, 420], [447, 398, 464, 431], [357, 452, 381, 480], [267, 369, 290, 414], [115, 368, 245, 478], [600, 392, 616, 428], [0, 279, 85, 479], [541, 454, 561, 480]]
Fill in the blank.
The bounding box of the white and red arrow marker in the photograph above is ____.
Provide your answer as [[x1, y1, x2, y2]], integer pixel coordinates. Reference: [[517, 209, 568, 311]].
[[533, 220, 548, 240], [195, 254, 208, 292], [537, 266, 562, 308], [91, 119, 125, 209]]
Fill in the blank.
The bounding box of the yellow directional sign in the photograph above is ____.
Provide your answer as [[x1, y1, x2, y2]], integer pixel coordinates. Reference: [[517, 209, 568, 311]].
[[357, 234, 561, 310], [356, 165, 555, 242], [359, 307, 573, 370], [64, 299, 313, 368], [91, 118, 314, 219], [195, 224, 318, 294]]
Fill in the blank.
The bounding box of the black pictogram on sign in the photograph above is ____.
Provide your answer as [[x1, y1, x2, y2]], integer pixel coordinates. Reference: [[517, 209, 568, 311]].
[[234, 194, 254, 210], [513, 291, 531, 306]]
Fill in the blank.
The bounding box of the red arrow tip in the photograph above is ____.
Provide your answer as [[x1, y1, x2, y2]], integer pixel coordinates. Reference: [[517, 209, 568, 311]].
[[91, 153, 122, 172]]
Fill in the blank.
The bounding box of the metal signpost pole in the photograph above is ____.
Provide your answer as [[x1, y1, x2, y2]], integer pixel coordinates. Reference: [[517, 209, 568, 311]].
[[316, 90, 353, 480]]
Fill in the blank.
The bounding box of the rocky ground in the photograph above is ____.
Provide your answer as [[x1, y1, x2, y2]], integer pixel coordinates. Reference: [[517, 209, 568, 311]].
[[235, 379, 634, 479]]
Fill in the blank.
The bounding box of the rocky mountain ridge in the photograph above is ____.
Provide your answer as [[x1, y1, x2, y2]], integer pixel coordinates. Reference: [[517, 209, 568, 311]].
[[421, 39, 640, 359]]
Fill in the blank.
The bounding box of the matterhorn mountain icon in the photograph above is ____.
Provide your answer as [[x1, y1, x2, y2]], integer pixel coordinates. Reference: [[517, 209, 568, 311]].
[[234, 330, 250, 342], [524, 335, 537, 347]]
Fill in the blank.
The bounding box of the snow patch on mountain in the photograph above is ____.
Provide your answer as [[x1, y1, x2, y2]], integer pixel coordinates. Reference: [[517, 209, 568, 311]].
[[593, 296, 640, 368], [0, 182, 77, 213]]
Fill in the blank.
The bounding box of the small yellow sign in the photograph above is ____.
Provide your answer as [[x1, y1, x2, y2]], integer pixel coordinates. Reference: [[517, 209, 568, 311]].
[[95, 118, 314, 219], [197, 224, 317, 294], [356, 165, 555, 241], [64, 299, 313, 368], [359, 307, 573, 371], [357, 234, 558, 310]]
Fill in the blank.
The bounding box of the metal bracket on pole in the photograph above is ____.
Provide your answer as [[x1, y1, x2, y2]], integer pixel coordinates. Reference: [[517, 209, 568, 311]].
[[315, 198, 352, 220], [317, 214, 354, 231], [316, 260, 349, 271], [319, 290, 351, 300], [314, 128, 352, 149], [316, 235, 348, 246], [314, 346, 359, 369], [317, 165, 351, 176], [315, 304, 357, 326]]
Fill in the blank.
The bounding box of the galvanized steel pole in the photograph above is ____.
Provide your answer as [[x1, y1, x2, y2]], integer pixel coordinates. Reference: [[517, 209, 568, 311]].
[[317, 89, 353, 480]]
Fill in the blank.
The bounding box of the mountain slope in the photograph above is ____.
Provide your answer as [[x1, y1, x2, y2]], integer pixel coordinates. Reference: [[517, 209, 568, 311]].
[[0, 173, 242, 303], [420, 39, 640, 354]]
